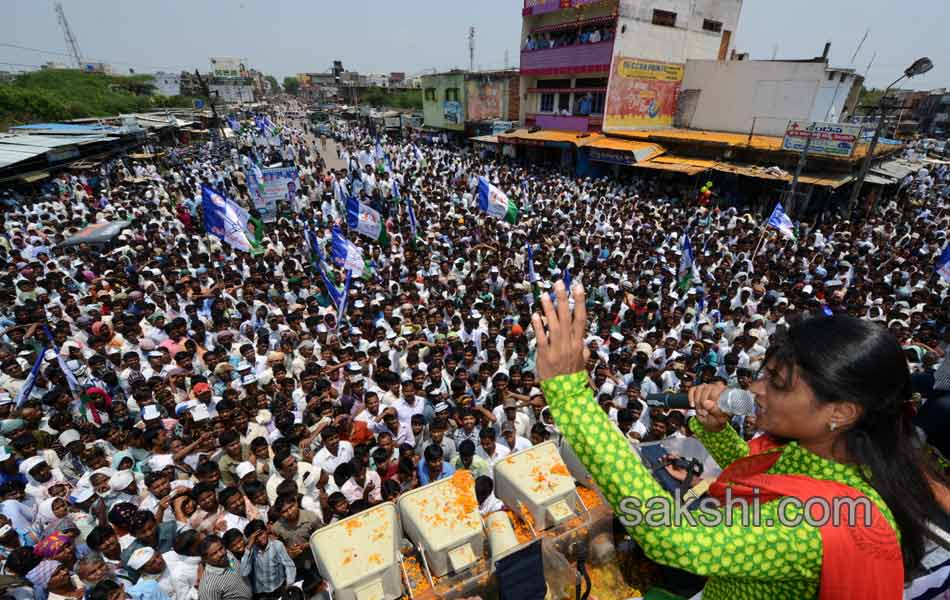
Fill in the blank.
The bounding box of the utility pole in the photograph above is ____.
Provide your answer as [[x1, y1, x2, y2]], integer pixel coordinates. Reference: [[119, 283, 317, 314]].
[[788, 121, 816, 214], [469, 27, 476, 72], [195, 70, 221, 142]]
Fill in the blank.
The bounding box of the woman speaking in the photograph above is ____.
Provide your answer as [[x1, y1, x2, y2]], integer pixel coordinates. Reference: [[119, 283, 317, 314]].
[[532, 282, 947, 600]]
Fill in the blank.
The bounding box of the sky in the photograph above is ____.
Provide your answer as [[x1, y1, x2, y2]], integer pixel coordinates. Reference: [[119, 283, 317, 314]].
[[3, 0, 948, 90]]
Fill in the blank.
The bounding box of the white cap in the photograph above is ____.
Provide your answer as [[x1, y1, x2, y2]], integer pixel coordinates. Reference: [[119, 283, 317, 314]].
[[148, 455, 174, 472], [69, 487, 95, 504], [242, 374, 258, 386], [0, 448, 11, 462], [127, 546, 156, 570], [0, 393, 12, 406], [235, 462, 256, 480], [58, 429, 81, 447], [191, 405, 210, 422], [109, 470, 135, 491], [19, 456, 43, 475], [142, 405, 161, 420]]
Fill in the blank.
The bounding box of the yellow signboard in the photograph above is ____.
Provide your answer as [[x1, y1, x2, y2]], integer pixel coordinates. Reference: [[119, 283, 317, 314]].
[[604, 56, 684, 131], [616, 58, 684, 82]]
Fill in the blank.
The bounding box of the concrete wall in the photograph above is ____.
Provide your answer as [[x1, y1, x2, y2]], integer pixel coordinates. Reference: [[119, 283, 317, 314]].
[[420, 73, 466, 131], [612, 0, 742, 64], [679, 60, 859, 136]]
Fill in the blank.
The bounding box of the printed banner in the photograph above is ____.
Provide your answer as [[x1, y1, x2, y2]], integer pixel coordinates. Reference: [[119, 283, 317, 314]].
[[248, 166, 298, 223], [604, 56, 683, 131]]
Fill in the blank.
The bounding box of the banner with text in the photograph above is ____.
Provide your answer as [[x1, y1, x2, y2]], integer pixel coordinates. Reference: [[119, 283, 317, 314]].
[[248, 166, 299, 223], [604, 57, 683, 131], [782, 121, 862, 158]]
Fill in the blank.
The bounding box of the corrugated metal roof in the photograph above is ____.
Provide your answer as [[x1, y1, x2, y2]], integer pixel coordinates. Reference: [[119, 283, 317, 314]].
[[0, 134, 111, 149], [584, 137, 665, 162], [497, 128, 596, 146], [0, 147, 46, 168], [10, 123, 119, 135]]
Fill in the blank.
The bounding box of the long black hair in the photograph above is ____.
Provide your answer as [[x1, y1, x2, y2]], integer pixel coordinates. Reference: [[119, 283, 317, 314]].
[[765, 313, 946, 574]]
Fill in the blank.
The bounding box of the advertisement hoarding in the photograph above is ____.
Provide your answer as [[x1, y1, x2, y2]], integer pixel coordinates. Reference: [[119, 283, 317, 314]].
[[466, 80, 504, 122], [782, 121, 862, 158], [443, 101, 462, 125], [603, 57, 684, 131]]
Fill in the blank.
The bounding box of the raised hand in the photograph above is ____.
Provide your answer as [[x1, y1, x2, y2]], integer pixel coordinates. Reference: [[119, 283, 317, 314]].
[[531, 281, 589, 382]]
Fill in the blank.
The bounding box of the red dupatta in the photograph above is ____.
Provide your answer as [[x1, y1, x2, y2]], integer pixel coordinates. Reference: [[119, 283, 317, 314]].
[[707, 436, 904, 600]]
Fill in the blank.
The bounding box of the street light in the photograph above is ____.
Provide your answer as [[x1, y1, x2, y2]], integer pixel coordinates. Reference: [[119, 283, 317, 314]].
[[848, 56, 933, 217]]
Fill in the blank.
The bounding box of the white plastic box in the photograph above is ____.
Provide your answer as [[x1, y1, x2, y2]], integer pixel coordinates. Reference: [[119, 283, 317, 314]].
[[309, 503, 402, 600], [493, 441, 578, 531], [397, 471, 485, 577]]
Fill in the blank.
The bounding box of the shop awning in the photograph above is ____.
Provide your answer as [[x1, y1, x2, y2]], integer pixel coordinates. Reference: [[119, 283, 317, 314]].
[[633, 155, 715, 175], [863, 174, 897, 185], [585, 137, 665, 164], [712, 162, 854, 188], [497, 128, 596, 146], [532, 15, 616, 35], [470, 135, 499, 144]]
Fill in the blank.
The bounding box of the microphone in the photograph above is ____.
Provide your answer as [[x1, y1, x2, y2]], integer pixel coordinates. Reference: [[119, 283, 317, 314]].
[[644, 388, 757, 416]]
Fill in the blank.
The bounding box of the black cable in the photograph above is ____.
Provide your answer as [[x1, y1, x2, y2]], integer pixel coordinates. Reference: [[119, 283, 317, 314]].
[[572, 542, 592, 600]]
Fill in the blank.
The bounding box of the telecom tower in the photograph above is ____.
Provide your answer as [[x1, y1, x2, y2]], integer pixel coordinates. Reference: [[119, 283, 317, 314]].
[[468, 27, 475, 72], [54, 2, 83, 68]]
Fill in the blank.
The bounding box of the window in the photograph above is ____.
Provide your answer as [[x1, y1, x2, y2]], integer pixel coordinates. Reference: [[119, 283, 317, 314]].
[[575, 77, 608, 88], [558, 93, 571, 113], [540, 93, 555, 113], [424, 88, 436, 101], [828, 72, 835, 81], [572, 92, 606, 115], [840, 72, 848, 83], [537, 79, 571, 89], [702, 19, 722, 33], [445, 88, 459, 102], [652, 9, 677, 27]]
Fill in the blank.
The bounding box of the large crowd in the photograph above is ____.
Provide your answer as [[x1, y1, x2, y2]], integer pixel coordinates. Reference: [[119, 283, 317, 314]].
[[0, 102, 946, 600]]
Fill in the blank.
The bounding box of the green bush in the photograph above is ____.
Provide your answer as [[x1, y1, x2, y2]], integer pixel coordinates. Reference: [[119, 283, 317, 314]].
[[0, 69, 195, 128]]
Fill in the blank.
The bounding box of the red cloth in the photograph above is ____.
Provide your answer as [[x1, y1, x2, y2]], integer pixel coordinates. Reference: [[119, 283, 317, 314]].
[[708, 443, 903, 600], [343, 420, 374, 447]]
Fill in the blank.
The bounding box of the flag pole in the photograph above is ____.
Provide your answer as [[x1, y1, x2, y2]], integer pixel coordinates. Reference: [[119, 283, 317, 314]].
[[751, 224, 769, 261]]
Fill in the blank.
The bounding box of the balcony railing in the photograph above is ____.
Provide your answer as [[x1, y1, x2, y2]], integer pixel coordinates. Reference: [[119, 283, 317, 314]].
[[525, 113, 603, 132], [520, 41, 613, 76]]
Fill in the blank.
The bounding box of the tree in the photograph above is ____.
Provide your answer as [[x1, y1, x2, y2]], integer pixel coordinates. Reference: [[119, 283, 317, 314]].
[[283, 76, 300, 95]]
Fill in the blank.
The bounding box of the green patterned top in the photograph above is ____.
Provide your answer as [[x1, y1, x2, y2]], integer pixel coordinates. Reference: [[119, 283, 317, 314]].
[[541, 371, 898, 600]]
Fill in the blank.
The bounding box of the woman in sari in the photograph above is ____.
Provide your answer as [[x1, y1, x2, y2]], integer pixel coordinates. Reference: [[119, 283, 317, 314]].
[[533, 282, 948, 600]]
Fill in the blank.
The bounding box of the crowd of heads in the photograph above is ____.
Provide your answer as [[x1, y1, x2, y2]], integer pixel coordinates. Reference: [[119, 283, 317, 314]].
[[0, 103, 946, 599]]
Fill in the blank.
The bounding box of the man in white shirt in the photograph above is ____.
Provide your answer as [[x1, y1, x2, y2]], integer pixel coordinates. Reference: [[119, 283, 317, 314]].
[[340, 459, 382, 504], [492, 399, 531, 438], [313, 426, 354, 476], [499, 422, 532, 453], [476, 428, 510, 467]]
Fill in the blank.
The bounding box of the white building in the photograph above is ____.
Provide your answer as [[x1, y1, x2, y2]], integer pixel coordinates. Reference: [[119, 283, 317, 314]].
[[519, 0, 743, 133], [365, 73, 390, 88], [677, 55, 863, 136], [153, 72, 181, 97], [209, 82, 255, 104]]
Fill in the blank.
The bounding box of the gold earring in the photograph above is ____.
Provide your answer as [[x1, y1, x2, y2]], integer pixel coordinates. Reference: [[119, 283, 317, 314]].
[[828, 422, 837, 432]]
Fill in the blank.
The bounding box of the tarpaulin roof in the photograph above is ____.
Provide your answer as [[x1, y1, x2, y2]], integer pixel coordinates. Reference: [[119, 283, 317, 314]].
[[634, 155, 715, 175], [58, 221, 131, 248], [497, 128, 595, 146], [10, 123, 120, 135], [470, 135, 499, 144], [584, 137, 665, 162]]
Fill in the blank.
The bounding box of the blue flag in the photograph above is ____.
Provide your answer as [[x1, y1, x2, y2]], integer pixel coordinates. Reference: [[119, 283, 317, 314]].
[[405, 194, 418, 240], [202, 186, 253, 252], [14, 347, 45, 409], [548, 267, 572, 302], [331, 226, 365, 275], [526, 243, 537, 283], [938, 244, 950, 282], [767, 202, 797, 240]]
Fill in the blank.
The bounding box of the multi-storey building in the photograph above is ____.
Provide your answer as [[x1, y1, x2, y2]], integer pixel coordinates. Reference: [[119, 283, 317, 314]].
[[519, 0, 742, 133]]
